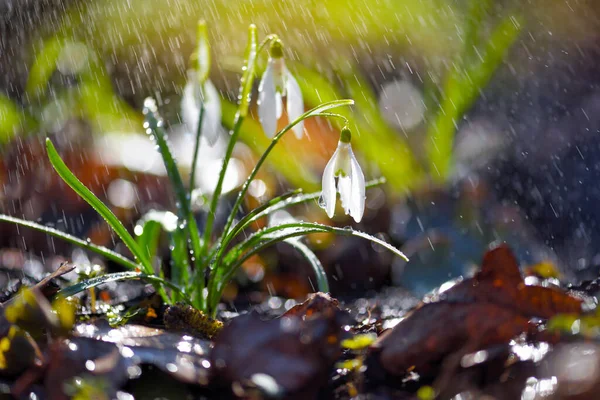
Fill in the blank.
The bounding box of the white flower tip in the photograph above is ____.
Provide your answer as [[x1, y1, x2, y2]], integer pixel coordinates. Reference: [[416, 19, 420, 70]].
[[292, 121, 304, 139], [321, 149, 338, 219], [258, 63, 278, 138], [286, 71, 304, 139]]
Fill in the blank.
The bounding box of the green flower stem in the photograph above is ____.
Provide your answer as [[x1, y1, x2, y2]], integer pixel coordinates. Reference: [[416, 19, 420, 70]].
[[187, 96, 207, 310], [188, 102, 205, 193], [200, 115, 245, 256]]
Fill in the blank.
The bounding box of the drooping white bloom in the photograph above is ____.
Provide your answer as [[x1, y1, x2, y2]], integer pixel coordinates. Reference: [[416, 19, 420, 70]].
[[321, 129, 365, 223], [181, 70, 222, 146], [257, 40, 304, 139]]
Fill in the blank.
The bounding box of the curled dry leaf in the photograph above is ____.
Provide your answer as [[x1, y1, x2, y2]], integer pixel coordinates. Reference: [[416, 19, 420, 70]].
[[282, 292, 340, 319], [370, 244, 583, 377]]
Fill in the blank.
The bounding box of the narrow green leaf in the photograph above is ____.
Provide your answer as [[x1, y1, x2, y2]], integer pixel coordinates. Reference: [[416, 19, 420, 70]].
[[142, 98, 190, 219], [0, 214, 140, 271], [224, 189, 302, 242], [208, 179, 386, 301], [58, 271, 190, 303], [285, 240, 329, 293], [226, 178, 385, 245], [188, 103, 205, 193], [136, 220, 161, 260], [169, 224, 190, 300], [45, 138, 153, 274], [208, 220, 407, 313]]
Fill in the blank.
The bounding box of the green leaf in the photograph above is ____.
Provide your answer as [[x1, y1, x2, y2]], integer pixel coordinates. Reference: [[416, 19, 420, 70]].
[[169, 224, 191, 301], [284, 240, 329, 293], [58, 271, 190, 303], [208, 220, 407, 312], [0, 214, 140, 271], [136, 219, 162, 260], [142, 98, 190, 219], [143, 99, 203, 294], [45, 138, 153, 274]]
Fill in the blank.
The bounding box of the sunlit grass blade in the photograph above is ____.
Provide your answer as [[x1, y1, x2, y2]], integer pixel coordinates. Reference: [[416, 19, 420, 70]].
[[134, 210, 178, 260], [58, 271, 190, 304], [144, 98, 204, 293], [169, 224, 191, 302], [426, 13, 522, 180], [285, 240, 329, 293], [136, 219, 161, 260], [188, 213, 206, 310], [222, 189, 302, 242], [0, 214, 140, 271], [45, 138, 153, 274], [231, 222, 408, 268]]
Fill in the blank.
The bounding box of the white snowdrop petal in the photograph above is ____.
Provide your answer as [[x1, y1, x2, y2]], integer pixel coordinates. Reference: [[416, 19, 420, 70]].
[[258, 63, 278, 138], [321, 149, 339, 218], [338, 175, 352, 216], [348, 148, 366, 223], [286, 70, 304, 139], [202, 80, 222, 146], [275, 91, 283, 120], [181, 75, 200, 135]]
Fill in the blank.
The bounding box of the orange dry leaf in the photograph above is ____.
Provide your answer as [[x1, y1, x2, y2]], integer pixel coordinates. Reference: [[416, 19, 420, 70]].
[[370, 244, 582, 376]]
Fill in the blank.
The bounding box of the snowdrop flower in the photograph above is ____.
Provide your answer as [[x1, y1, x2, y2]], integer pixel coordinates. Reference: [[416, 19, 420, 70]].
[[321, 127, 366, 223], [257, 39, 304, 139], [181, 73, 221, 146], [181, 21, 221, 146]]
